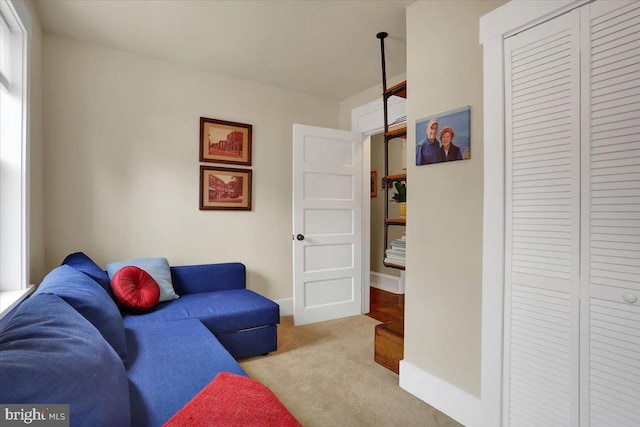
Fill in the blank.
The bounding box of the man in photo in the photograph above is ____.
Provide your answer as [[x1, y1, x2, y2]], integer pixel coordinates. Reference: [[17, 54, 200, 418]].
[[415, 118, 442, 165]]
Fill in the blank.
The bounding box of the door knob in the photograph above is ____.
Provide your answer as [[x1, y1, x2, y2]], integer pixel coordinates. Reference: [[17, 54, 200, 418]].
[[623, 292, 638, 304], [296, 234, 305, 241]]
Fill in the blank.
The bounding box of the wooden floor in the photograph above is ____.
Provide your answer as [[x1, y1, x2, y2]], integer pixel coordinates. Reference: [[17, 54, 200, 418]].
[[367, 287, 404, 324]]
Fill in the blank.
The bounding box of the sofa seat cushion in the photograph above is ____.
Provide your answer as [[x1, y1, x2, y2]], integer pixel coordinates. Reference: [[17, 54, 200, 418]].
[[163, 372, 301, 427], [126, 318, 247, 427], [0, 294, 130, 427], [124, 289, 280, 335], [34, 264, 127, 364]]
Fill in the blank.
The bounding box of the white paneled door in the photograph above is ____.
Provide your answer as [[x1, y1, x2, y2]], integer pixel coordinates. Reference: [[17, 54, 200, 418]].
[[292, 124, 363, 326]]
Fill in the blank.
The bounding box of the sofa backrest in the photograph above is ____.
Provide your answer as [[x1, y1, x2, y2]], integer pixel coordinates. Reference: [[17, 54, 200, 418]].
[[35, 264, 127, 364], [62, 251, 114, 297], [0, 293, 131, 427], [170, 262, 246, 295]]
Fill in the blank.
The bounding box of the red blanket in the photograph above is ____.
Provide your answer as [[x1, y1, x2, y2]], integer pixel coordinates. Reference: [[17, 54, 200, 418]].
[[163, 372, 301, 427]]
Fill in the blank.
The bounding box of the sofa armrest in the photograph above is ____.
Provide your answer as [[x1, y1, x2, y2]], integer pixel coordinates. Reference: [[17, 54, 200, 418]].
[[170, 263, 246, 295]]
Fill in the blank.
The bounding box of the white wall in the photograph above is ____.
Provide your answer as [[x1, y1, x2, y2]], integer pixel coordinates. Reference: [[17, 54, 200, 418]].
[[42, 34, 339, 301], [403, 0, 506, 399]]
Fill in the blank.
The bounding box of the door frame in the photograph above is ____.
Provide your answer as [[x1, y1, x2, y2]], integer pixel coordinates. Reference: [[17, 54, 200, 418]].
[[479, 1, 590, 425], [351, 95, 407, 315]]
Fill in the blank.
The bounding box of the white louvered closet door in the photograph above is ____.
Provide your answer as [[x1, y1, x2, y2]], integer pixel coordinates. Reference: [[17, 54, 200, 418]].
[[504, 10, 582, 427], [582, 1, 640, 426]]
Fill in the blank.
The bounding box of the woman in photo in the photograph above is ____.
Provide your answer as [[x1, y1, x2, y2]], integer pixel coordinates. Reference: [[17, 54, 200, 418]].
[[440, 127, 462, 161]]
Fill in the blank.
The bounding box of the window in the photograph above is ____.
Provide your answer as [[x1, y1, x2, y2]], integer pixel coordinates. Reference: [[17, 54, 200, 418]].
[[0, 0, 31, 318], [0, 11, 10, 90]]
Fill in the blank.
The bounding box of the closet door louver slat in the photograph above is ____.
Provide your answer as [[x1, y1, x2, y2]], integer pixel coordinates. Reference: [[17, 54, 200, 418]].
[[504, 10, 581, 427]]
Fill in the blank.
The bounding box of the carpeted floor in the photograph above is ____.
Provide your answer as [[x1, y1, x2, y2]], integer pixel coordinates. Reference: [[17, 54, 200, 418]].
[[240, 315, 463, 427]]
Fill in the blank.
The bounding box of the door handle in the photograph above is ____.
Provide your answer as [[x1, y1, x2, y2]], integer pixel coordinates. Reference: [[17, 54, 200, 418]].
[[296, 234, 305, 241]]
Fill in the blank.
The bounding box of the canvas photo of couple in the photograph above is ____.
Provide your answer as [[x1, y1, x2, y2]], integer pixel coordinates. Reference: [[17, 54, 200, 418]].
[[415, 106, 471, 166]]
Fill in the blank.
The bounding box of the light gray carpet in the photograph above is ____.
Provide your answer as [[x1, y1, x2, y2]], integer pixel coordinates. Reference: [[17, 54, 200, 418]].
[[240, 315, 463, 427]]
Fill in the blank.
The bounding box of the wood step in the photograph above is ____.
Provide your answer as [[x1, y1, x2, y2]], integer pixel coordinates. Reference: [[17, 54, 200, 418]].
[[374, 320, 404, 374]]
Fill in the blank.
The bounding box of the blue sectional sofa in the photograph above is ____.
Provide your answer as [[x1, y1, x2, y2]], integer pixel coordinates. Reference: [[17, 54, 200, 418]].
[[0, 253, 280, 427]]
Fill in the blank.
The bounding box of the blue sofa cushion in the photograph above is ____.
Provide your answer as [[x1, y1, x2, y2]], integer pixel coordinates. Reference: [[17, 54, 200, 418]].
[[35, 264, 127, 364], [123, 289, 280, 335], [125, 318, 246, 427], [170, 263, 246, 294], [0, 293, 130, 427], [62, 251, 113, 297], [107, 257, 179, 302]]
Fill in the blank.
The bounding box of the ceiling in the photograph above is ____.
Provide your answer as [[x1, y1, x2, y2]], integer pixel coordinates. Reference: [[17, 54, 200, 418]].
[[33, 0, 412, 101]]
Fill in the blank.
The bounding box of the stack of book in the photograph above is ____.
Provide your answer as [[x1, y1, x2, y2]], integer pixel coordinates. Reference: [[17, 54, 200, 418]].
[[387, 115, 407, 134], [384, 235, 406, 266]]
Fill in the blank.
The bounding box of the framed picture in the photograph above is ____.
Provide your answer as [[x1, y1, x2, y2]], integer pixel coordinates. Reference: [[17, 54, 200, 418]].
[[199, 166, 252, 211], [200, 117, 252, 166], [371, 171, 378, 197], [415, 106, 471, 166]]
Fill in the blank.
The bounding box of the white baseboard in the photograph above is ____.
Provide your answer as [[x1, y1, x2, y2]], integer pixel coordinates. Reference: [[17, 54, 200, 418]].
[[370, 271, 405, 294], [399, 360, 481, 427], [275, 298, 293, 316]]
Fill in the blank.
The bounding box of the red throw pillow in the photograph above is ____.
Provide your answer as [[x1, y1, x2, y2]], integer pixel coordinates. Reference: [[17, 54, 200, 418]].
[[111, 266, 160, 312]]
